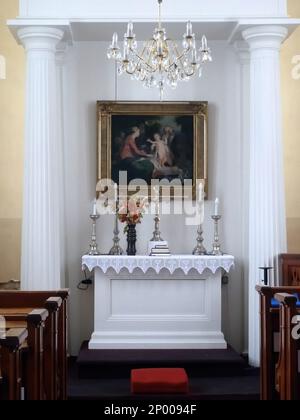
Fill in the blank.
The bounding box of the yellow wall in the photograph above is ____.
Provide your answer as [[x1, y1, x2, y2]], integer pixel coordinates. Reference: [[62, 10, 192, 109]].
[[0, 0, 299, 285], [0, 0, 24, 283], [282, 0, 300, 252]]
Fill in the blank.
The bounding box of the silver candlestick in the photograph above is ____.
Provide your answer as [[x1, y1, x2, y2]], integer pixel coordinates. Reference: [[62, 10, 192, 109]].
[[88, 214, 101, 255], [193, 224, 207, 255], [109, 211, 124, 255], [211, 215, 222, 256], [151, 202, 164, 242]]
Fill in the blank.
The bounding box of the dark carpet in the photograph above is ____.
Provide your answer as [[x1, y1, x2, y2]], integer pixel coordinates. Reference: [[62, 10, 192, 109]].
[[68, 343, 260, 401]]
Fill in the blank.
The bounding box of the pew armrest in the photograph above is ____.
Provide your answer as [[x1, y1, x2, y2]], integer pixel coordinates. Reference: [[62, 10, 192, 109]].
[[0, 328, 28, 351], [45, 297, 62, 313], [274, 293, 297, 306], [27, 309, 49, 326], [256, 285, 271, 294]]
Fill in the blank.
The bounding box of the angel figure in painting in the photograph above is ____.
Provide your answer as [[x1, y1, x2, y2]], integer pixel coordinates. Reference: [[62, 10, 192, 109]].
[[147, 133, 173, 168]]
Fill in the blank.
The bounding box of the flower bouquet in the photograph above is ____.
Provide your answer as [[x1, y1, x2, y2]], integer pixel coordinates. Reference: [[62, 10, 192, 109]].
[[118, 197, 148, 255]]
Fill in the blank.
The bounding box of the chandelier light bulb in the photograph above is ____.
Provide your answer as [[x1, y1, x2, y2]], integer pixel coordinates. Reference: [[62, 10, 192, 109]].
[[191, 48, 198, 66], [186, 21, 193, 37], [157, 40, 163, 57], [106, 0, 212, 99], [123, 44, 129, 62], [127, 21, 134, 38], [112, 32, 118, 48]]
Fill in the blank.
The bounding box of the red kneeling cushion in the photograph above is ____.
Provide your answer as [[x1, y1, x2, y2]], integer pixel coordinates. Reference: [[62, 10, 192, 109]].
[[131, 368, 189, 394]]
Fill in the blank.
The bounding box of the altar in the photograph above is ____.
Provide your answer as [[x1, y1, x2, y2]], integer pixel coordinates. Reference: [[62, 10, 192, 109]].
[[82, 255, 234, 350]]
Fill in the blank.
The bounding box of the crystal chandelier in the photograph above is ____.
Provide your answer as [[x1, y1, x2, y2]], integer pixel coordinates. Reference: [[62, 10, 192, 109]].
[[107, 0, 212, 100]]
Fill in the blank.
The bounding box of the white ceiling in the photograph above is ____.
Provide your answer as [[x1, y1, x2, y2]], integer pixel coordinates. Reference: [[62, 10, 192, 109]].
[[70, 21, 237, 42], [7, 17, 300, 45]]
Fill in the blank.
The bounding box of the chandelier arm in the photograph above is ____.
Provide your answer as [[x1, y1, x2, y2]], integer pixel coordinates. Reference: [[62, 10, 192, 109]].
[[125, 39, 157, 73], [125, 67, 138, 75], [132, 51, 157, 72], [162, 39, 177, 71], [124, 49, 157, 75], [173, 41, 191, 61], [146, 39, 157, 67], [162, 41, 190, 72], [170, 40, 191, 71], [132, 44, 148, 69]]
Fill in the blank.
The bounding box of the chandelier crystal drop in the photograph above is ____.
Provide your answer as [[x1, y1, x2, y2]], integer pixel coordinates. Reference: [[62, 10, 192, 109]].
[[107, 0, 212, 100]]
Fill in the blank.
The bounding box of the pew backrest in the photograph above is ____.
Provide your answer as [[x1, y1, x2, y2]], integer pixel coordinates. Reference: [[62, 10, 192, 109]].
[[281, 254, 300, 286]]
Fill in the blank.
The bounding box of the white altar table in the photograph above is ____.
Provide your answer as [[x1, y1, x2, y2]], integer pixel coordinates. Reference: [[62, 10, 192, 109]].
[[82, 255, 234, 350]]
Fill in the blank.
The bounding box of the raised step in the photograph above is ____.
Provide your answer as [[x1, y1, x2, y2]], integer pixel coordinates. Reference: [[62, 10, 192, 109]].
[[77, 342, 248, 380], [69, 370, 260, 401]]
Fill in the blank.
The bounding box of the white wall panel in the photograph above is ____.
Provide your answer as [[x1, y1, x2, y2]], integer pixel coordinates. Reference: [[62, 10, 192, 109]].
[[18, 0, 288, 19]]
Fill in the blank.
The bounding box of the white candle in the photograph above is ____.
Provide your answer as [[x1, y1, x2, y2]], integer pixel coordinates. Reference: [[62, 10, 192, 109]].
[[92, 198, 97, 216], [199, 183, 205, 225], [214, 198, 220, 216], [114, 183, 118, 203], [127, 21, 133, 37], [123, 43, 129, 61], [191, 48, 197, 65], [153, 186, 159, 200], [153, 186, 159, 214], [186, 21, 193, 37], [112, 32, 118, 48], [157, 40, 163, 57], [198, 182, 204, 203]]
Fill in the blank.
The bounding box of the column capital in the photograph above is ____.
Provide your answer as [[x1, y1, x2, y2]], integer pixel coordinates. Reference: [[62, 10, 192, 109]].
[[17, 26, 64, 52], [242, 25, 288, 51]]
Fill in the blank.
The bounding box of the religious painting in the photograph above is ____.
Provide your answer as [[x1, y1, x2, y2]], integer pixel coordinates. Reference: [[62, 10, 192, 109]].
[[97, 102, 208, 198]]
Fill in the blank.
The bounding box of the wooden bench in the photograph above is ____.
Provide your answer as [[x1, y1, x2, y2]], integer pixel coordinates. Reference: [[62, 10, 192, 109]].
[[280, 254, 300, 286], [256, 285, 300, 400], [274, 293, 299, 400], [4, 308, 49, 400], [0, 290, 69, 400], [0, 328, 28, 400]]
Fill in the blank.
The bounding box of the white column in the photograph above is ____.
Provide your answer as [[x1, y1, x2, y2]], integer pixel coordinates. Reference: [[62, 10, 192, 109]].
[[18, 27, 64, 290], [243, 26, 288, 367]]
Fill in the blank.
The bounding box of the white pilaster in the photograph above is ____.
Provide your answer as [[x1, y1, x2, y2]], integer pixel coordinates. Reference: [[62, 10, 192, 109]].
[[243, 25, 288, 367], [18, 27, 64, 290], [235, 41, 250, 355], [56, 42, 67, 288]]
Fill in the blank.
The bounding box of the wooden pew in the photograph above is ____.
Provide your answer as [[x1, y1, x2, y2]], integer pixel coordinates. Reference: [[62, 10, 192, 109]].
[[5, 309, 49, 400], [0, 290, 69, 400], [0, 328, 28, 400], [275, 293, 299, 400], [256, 285, 300, 400], [280, 254, 300, 286], [5, 299, 63, 400]]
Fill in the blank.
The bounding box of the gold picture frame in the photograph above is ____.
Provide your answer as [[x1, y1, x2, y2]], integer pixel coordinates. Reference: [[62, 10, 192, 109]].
[[97, 101, 208, 199]]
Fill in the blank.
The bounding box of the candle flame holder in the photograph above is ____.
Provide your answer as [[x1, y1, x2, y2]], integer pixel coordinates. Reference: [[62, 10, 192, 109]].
[[88, 213, 101, 256], [109, 208, 124, 255], [211, 215, 223, 256], [193, 224, 207, 255]]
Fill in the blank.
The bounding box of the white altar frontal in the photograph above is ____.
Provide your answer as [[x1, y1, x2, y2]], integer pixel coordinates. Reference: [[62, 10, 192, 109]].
[[82, 255, 234, 350]]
